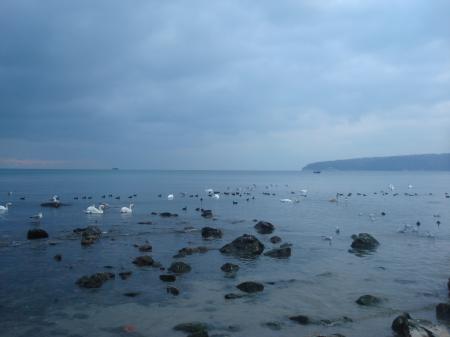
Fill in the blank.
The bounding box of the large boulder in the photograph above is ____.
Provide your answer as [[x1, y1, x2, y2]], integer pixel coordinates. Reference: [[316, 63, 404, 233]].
[[436, 303, 450, 321], [392, 313, 447, 337], [27, 229, 49, 240], [264, 247, 291, 258], [168, 261, 191, 274], [236, 281, 264, 293], [220, 234, 264, 257], [201, 227, 222, 239], [76, 272, 115, 288], [78, 226, 102, 245], [350, 233, 379, 250], [254, 221, 275, 234], [132, 255, 154, 267]]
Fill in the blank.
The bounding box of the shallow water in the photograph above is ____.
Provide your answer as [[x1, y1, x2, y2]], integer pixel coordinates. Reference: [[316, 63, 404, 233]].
[[0, 169, 449, 337]]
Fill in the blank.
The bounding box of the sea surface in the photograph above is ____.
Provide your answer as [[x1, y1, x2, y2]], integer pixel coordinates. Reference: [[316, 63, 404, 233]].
[[0, 169, 449, 337]]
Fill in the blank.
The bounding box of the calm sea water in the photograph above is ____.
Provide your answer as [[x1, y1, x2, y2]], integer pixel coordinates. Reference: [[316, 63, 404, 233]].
[[0, 169, 449, 337]]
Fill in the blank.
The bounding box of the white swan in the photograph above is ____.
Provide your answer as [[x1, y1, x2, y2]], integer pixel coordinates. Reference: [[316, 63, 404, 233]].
[[120, 203, 134, 213], [0, 202, 12, 212], [85, 204, 104, 214], [30, 212, 43, 220], [205, 188, 214, 196], [300, 189, 308, 196], [167, 194, 174, 200], [213, 194, 220, 200]]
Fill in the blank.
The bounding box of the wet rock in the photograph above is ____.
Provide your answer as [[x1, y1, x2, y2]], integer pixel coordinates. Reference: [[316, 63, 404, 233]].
[[201, 227, 223, 238], [167, 286, 180, 296], [138, 244, 152, 252], [53, 254, 62, 262], [264, 247, 291, 258], [132, 255, 154, 267], [201, 209, 213, 218], [225, 293, 245, 299], [160, 212, 178, 218], [173, 322, 208, 335], [27, 229, 49, 240], [118, 271, 132, 280], [137, 221, 152, 225], [236, 281, 264, 293], [270, 236, 282, 244], [262, 321, 283, 331], [436, 303, 450, 321], [221, 263, 239, 273], [289, 315, 310, 325], [175, 246, 208, 258], [220, 234, 265, 257], [350, 233, 379, 250], [168, 261, 191, 274], [254, 221, 275, 234], [123, 291, 140, 297], [76, 272, 115, 288], [160, 274, 176, 282], [356, 294, 381, 306], [75, 226, 101, 246], [392, 313, 447, 337]]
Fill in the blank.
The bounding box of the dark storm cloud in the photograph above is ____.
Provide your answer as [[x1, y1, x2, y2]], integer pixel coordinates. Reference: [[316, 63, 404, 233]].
[[1, 0, 449, 169]]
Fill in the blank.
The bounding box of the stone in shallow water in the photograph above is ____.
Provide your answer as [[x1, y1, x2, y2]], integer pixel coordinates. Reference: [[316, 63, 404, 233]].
[[220, 234, 264, 257], [168, 261, 191, 274], [27, 229, 49, 240], [221, 263, 240, 273], [201, 226, 222, 238], [76, 272, 115, 288], [173, 322, 208, 334], [167, 286, 180, 296], [160, 274, 176, 282], [436, 303, 450, 321], [350, 233, 379, 250], [392, 312, 447, 337], [132, 255, 154, 267], [254, 221, 275, 234], [236, 281, 264, 293], [270, 236, 282, 244], [289, 315, 310, 325], [119, 271, 132, 280], [356, 294, 381, 306], [264, 247, 291, 258]]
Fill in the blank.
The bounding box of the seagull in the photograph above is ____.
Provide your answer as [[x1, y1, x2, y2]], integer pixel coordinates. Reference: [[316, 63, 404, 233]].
[[85, 204, 104, 214], [205, 188, 214, 196], [213, 194, 220, 200], [120, 203, 134, 214], [280, 198, 293, 203], [321, 235, 333, 245], [167, 194, 174, 200], [30, 212, 43, 220], [0, 202, 12, 212]]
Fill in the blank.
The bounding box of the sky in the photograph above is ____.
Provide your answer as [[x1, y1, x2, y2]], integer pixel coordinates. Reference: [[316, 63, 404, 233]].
[[0, 0, 449, 170]]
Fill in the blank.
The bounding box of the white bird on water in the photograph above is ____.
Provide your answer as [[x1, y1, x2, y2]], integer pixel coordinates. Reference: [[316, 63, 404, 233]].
[[30, 212, 43, 220], [120, 203, 134, 214], [167, 194, 174, 200], [388, 184, 395, 191], [280, 198, 293, 203], [213, 194, 220, 200], [0, 202, 12, 212], [300, 189, 308, 196], [85, 204, 104, 214]]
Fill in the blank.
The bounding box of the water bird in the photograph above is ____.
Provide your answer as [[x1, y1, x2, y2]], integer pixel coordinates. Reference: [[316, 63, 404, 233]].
[[280, 198, 293, 203], [408, 184, 413, 189], [30, 212, 43, 220], [20, 197, 25, 200], [0, 202, 12, 212], [335, 226, 340, 234], [321, 235, 333, 245], [120, 204, 134, 214], [85, 204, 105, 214], [389, 184, 395, 191], [167, 194, 174, 200], [182, 206, 187, 211], [300, 189, 308, 196], [233, 201, 238, 205], [213, 194, 220, 200]]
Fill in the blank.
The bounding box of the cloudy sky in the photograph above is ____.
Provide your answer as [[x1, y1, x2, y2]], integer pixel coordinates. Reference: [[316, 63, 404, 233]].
[[1, 0, 449, 170]]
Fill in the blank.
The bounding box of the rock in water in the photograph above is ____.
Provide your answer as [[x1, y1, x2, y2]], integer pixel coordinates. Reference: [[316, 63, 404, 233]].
[[436, 303, 450, 321], [392, 313, 448, 337], [27, 229, 49, 240], [254, 221, 275, 234], [167, 286, 180, 296], [160, 274, 176, 282], [75, 226, 101, 245], [173, 322, 208, 334], [350, 233, 379, 250], [138, 244, 152, 252], [263, 247, 291, 258], [220, 234, 265, 257], [76, 272, 115, 288], [132, 255, 154, 267], [201, 209, 213, 218], [236, 281, 264, 293], [270, 236, 282, 244], [289, 315, 310, 325], [221, 263, 240, 273], [168, 261, 191, 274], [356, 294, 381, 306], [201, 227, 222, 238]]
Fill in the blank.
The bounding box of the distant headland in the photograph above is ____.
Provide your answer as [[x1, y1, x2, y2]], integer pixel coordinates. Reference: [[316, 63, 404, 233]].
[[302, 153, 450, 171]]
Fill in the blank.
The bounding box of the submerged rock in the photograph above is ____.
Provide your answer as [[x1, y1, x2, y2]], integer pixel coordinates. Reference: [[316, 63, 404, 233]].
[[167, 286, 180, 296], [75, 226, 101, 246], [392, 313, 447, 337], [264, 247, 291, 258], [224, 293, 245, 299], [118, 271, 132, 280], [160, 274, 176, 282], [160, 212, 178, 218], [132, 255, 154, 267], [221, 263, 240, 273], [201, 227, 222, 238], [168, 261, 191, 274], [138, 243, 152, 252], [350, 233, 379, 250], [76, 272, 115, 288], [27, 229, 49, 240], [236, 281, 264, 293], [53, 254, 62, 262], [270, 236, 282, 244], [173, 322, 208, 335], [220, 234, 264, 257], [436, 303, 450, 321], [289, 315, 310, 325], [175, 246, 208, 258], [254, 221, 275, 234], [201, 209, 213, 218], [123, 291, 140, 297], [356, 294, 381, 306]]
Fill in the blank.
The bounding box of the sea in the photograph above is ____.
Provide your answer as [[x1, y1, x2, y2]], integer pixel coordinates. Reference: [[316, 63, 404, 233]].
[[0, 169, 449, 337]]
